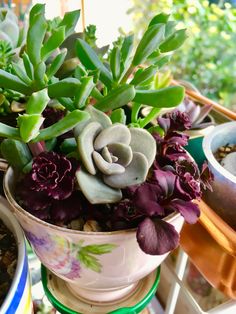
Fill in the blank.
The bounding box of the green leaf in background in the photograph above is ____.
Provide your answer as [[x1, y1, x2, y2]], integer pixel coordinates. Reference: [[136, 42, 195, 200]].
[[26, 88, 49, 115], [17, 114, 44, 142], [78, 251, 101, 273], [94, 84, 135, 112], [134, 85, 185, 107], [27, 5, 47, 66], [74, 64, 87, 80], [48, 78, 81, 98], [58, 10, 80, 37], [121, 34, 134, 64], [29, 3, 44, 24], [41, 26, 66, 61], [76, 38, 113, 88], [74, 76, 95, 108], [0, 139, 32, 171], [110, 47, 121, 81], [165, 21, 178, 37], [0, 70, 32, 95], [148, 13, 170, 27], [132, 24, 165, 66], [33, 61, 46, 88], [46, 49, 67, 79], [159, 29, 188, 53], [33, 110, 90, 142], [110, 108, 126, 124], [154, 55, 171, 69], [58, 97, 75, 111], [130, 65, 158, 86], [82, 244, 117, 255]]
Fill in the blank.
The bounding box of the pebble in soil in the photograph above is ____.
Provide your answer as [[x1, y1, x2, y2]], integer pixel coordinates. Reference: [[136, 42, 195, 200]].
[[214, 144, 236, 175], [0, 219, 17, 306]]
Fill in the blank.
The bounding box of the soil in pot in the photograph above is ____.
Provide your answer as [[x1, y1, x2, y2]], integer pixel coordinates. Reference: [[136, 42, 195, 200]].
[[0, 218, 17, 306]]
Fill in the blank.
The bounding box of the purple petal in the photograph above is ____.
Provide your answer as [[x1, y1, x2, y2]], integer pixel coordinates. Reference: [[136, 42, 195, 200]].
[[153, 169, 176, 197], [169, 199, 200, 224], [134, 184, 165, 216], [137, 217, 179, 255], [158, 116, 170, 133], [49, 176, 74, 200]]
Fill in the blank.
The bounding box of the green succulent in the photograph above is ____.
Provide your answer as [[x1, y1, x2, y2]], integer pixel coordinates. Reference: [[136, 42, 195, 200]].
[[0, 5, 188, 203]]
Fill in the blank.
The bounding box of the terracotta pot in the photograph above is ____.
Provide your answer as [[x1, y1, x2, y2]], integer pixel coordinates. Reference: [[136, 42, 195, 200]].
[[0, 196, 33, 314], [3, 167, 184, 303]]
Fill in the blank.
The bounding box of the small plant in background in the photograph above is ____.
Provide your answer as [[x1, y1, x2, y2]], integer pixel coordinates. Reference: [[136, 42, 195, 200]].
[[129, 0, 236, 110]]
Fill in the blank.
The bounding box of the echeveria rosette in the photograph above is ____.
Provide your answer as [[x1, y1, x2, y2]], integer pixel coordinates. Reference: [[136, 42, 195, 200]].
[[75, 105, 156, 204]]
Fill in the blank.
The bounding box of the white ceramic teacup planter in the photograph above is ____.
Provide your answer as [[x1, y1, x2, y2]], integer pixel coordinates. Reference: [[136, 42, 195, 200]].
[[203, 121, 236, 229], [4, 167, 184, 303], [0, 196, 33, 314]]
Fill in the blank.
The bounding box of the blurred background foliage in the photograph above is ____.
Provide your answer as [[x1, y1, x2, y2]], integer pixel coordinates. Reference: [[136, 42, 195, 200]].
[[128, 0, 236, 110]]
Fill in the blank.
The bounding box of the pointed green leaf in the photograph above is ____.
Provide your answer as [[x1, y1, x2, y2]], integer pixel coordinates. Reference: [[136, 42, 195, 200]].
[[27, 8, 47, 66], [94, 84, 135, 112], [34, 61, 46, 88], [12, 62, 32, 85], [132, 24, 165, 66], [130, 65, 157, 86], [23, 53, 34, 80], [110, 47, 121, 81], [121, 34, 134, 66], [46, 49, 67, 79], [41, 26, 66, 61], [29, 3, 45, 25], [159, 29, 188, 53], [58, 97, 75, 111], [134, 86, 185, 108], [33, 110, 90, 142], [0, 123, 20, 140], [74, 76, 95, 108], [17, 114, 44, 142], [59, 10, 80, 37], [76, 38, 113, 88], [148, 13, 170, 27]]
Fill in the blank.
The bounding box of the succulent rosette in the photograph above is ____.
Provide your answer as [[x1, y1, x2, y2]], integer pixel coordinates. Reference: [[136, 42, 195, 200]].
[[74, 105, 156, 204]]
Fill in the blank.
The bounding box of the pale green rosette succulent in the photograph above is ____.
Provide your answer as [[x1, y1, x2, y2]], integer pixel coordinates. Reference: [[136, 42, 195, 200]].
[[75, 106, 156, 204]]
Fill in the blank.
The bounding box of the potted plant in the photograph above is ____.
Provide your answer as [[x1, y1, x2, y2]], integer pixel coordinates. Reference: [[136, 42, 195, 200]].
[[0, 5, 212, 303], [202, 121, 236, 230], [0, 194, 32, 314]]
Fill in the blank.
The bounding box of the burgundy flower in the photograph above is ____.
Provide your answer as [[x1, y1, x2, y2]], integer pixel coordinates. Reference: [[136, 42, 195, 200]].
[[168, 199, 200, 224], [175, 159, 200, 180], [137, 217, 180, 255], [176, 173, 202, 201], [158, 110, 191, 133], [31, 152, 79, 200], [43, 107, 65, 128], [200, 161, 214, 191]]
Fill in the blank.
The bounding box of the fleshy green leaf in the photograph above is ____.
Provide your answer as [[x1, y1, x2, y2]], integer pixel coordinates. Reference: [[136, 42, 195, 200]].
[[59, 10, 80, 37], [22, 52, 34, 80], [74, 76, 95, 108], [26, 88, 49, 115], [33, 110, 90, 142], [132, 24, 165, 66], [17, 114, 44, 142], [159, 29, 188, 53], [1, 139, 32, 170], [60, 138, 77, 154], [34, 61, 46, 88], [0, 69, 32, 95], [0, 123, 20, 140], [12, 62, 32, 85], [110, 47, 121, 81], [48, 78, 81, 98], [134, 86, 185, 107], [121, 34, 134, 66], [110, 108, 126, 124], [41, 26, 66, 61], [94, 84, 135, 112], [130, 65, 157, 86], [148, 13, 170, 27], [76, 38, 113, 88], [46, 49, 67, 79]]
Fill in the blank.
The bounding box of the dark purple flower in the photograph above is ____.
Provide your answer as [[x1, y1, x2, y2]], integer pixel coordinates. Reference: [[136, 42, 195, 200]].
[[176, 173, 202, 201], [168, 199, 200, 224], [175, 159, 200, 180], [200, 161, 214, 191], [158, 110, 191, 133], [153, 169, 176, 198], [31, 152, 79, 200], [43, 107, 65, 128], [136, 217, 179, 255], [51, 192, 83, 224]]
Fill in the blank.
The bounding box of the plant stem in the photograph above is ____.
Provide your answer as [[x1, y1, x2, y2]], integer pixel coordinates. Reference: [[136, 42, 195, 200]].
[[131, 102, 142, 123], [139, 107, 161, 128], [120, 65, 135, 84], [28, 141, 46, 157]]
